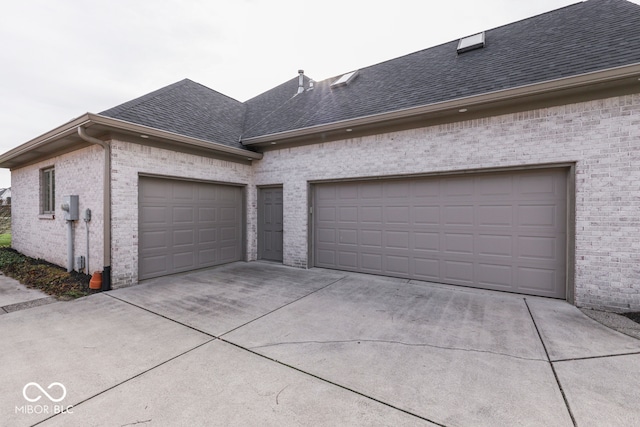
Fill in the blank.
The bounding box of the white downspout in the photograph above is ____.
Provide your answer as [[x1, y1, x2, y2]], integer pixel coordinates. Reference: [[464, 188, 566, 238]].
[[77, 127, 111, 290]]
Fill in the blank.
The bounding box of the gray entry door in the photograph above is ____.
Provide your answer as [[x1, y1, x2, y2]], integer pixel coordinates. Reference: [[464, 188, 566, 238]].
[[139, 177, 243, 280], [258, 187, 283, 262], [314, 168, 567, 298]]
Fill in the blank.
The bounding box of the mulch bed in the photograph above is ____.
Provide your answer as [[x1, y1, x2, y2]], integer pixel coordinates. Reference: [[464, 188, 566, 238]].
[[622, 312, 640, 324], [0, 247, 93, 299]]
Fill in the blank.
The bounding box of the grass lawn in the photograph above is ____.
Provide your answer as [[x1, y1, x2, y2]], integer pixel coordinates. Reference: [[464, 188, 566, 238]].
[[0, 233, 10, 247]]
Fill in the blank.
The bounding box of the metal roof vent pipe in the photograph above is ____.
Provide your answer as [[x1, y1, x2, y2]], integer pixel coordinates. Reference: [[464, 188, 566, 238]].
[[297, 69, 305, 94]]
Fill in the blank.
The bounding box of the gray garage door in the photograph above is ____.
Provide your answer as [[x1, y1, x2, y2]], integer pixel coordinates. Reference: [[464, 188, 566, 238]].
[[314, 168, 567, 298], [139, 177, 243, 280]]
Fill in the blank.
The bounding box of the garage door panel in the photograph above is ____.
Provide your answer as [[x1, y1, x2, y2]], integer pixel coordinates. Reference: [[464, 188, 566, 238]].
[[140, 230, 168, 251], [444, 177, 475, 197], [200, 228, 217, 244], [386, 255, 410, 275], [316, 249, 336, 265], [444, 233, 474, 255], [477, 263, 513, 288], [199, 248, 217, 265], [361, 206, 382, 223], [173, 206, 194, 224], [173, 251, 195, 269], [412, 180, 440, 197], [361, 253, 383, 272], [361, 183, 383, 199], [139, 177, 243, 280], [173, 229, 194, 247], [338, 251, 358, 268], [518, 236, 557, 260], [478, 205, 513, 226], [360, 230, 382, 247], [339, 229, 358, 245], [518, 204, 558, 228], [317, 228, 336, 244], [385, 231, 410, 249], [386, 181, 410, 198], [413, 206, 440, 225], [414, 258, 440, 280], [518, 174, 556, 195], [479, 176, 513, 196], [339, 206, 358, 222], [314, 168, 567, 298], [517, 267, 557, 294], [414, 232, 439, 251], [444, 205, 474, 226], [140, 206, 167, 225], [317, 207, 336, 221], [140, 255, 169, 276], [477, 235, 512, 257], [444, 260, 474, 283]]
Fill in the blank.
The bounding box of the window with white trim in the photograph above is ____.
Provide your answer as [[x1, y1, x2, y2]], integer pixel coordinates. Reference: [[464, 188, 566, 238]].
[[41, 167, 55, 214]]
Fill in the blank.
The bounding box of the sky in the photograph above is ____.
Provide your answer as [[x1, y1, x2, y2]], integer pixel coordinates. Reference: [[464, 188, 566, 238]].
[[2, 0, 638, 189]]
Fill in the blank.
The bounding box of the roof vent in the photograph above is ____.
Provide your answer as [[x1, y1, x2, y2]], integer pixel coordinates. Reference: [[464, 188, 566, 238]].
[[331, 70, 358, 88], [457, 32, 485, 54], [297, 69, 305, 94]]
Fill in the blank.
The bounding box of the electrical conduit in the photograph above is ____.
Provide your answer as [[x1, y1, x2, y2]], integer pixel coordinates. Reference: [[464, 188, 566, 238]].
[[77, 127, 111, 290]]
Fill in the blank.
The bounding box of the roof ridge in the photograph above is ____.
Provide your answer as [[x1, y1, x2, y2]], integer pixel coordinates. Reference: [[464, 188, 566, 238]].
[[100, 79, 192, 116], [241, 75, 312, 136], [101, 78, 244, 118]]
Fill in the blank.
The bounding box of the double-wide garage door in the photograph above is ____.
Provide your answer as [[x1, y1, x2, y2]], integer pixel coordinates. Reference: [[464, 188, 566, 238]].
[[139, 177, 243, 280], [314, 168, 567, 298]]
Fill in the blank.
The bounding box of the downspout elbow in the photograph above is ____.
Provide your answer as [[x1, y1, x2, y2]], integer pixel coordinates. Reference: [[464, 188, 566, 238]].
[[77, 126, 112, 290]]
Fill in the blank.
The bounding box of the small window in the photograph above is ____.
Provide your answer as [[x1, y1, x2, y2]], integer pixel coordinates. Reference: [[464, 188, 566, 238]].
[[457, 32, 485, 54], [41, 167, 55, 214], [331, 70, 358, 88]]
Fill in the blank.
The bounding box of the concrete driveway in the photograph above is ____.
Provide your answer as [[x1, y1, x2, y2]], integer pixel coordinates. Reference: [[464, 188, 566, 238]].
[[2, 262, 640, 426]]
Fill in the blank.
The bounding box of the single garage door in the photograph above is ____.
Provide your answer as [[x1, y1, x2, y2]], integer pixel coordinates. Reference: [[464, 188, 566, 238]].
[[314, 168, 567, 298], [139, 177, 243, 280]]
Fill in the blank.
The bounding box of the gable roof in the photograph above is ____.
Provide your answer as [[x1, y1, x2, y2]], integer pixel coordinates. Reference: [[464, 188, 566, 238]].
[[241, 0, 640, 140], [100, 79, 247, 150]]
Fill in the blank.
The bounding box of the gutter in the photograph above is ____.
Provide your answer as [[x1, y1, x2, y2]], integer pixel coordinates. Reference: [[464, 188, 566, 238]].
[[0, 113, 262, 169], [77, 126, 112, 291], [241, 62, 640, 145], [87, 114, 262, 160]]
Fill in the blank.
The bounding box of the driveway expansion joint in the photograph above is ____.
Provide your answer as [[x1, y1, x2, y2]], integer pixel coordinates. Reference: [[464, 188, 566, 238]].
[[551, 350, 640, 363], [218, 275, 349, 338], [32, 338, 217, 427], [219, 337, 448, 427], [248, 338, 548, 363], [105, 293, 218, 339], [524, 298, 578, 427]]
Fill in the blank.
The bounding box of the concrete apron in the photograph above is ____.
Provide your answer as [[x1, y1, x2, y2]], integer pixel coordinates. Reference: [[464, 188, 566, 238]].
[[1, 262, 639, 426]]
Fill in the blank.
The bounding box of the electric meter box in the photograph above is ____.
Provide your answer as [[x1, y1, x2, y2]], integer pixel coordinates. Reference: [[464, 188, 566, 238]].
[[61, 195, 79, 221]]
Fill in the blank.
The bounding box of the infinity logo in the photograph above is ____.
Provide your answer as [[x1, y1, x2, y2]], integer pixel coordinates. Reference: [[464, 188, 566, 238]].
[[22, 382, 67, 403]]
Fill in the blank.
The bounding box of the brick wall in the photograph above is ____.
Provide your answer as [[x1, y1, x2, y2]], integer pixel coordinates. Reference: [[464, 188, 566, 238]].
[[254, 94, 640, 311], [12, 146, 105, 273], [109, 139, 254, 287]]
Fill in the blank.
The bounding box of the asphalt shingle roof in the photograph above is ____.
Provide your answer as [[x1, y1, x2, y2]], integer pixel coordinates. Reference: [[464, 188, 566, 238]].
[[100, 79, 247, 149], [99, 0, 640, 146], [242, 0, 640, 138]]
